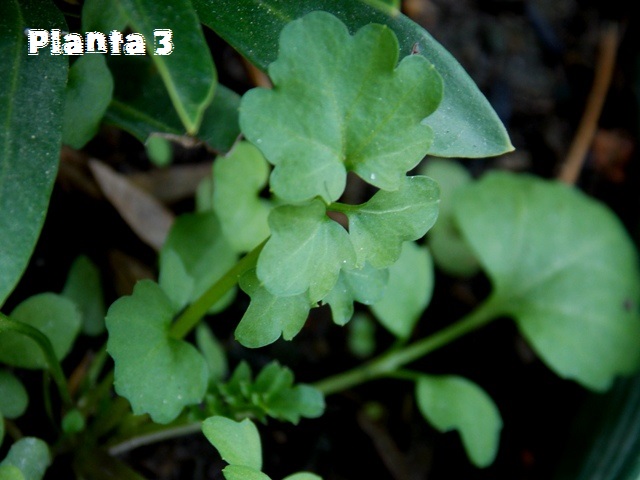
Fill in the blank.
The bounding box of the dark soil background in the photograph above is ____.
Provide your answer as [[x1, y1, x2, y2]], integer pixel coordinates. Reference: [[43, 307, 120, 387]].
[[5, 0, 640, 479]]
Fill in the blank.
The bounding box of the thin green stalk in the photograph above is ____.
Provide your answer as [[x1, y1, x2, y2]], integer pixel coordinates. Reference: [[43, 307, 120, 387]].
[[313, 295, 503, 395], [328, 201, 359, 213], [0, 313, 72, 408], [169, 239, 267, 340], [107, 421, 201, 456]]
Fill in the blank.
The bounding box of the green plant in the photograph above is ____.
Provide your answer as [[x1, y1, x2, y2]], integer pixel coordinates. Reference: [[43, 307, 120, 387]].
[[1, 1, 639, 479]]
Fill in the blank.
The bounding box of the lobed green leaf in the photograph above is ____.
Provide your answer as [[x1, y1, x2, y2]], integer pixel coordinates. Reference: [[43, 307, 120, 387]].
[[416, 375, 502, 467], [105, 280, 208, 423], [344, 175, 439, 268], [202, 416, 262, 470], [240, 12, 442, 203], [0, 294, 81, 369], [0, 0, 68, 306], [257, 199, 355, 302], [454, 172, 640, 391]]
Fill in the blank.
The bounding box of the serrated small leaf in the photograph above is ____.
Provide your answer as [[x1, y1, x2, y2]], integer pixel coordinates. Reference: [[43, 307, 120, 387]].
[[0, 437, 50, 480], [223, 465, 271, 480], [235, 270, 311, 348], [416, 375, 502, 467], [196, 323, 228, 383], [106, 280, 208, 423], [268, 385, 325, 424], [371, 242, 433, 339], [283, 473, 323, 480], [454, 172, 640, 391], [0, 371, 28, 420], [213, 142, 271, 252], [115, 0, 216, 133], [202, 416, 262, 470], [62, 255, 106, 336], [0, 294, 81, 369], [159, 212, 237, 313], [323, 264, 389, 326], [240, 12, 442, 203], [421, 159, 478, 277], [345, 176, 439, 268], [62, 54, 113, 149], [257, 200, 355, 302]]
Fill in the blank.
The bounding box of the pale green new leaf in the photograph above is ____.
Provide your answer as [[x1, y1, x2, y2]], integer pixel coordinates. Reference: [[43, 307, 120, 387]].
[[115, 0, 216, 133], [0, 371, 28, 419], [257, 200, 355, 302], [223, 466, 271, 480], [0, 294, 81, 369], [0, 465, 24, 480], [196, 323, 228, 383], [159, 212, 237, 313], [323, 264, 389, 326], [345, 176, 439, 268], [62, 54, 113, 149], [240, 12, 442, 203], [416, 375, 502, 467], [0, 437, 50, 480], [202, 416, 262, 470], [268, 385, 325, 423], [105, 280, 208, 423], [235, 270, 311, 348], [213, 142, 271, 252], [0, 1, 68, 306], [420, 159, 479, 277], [283, 473, 322, 480], [62, 255, 106, 336], [371, 242, 433, 339], [194, 0, 513, 158], [454, 172, 640, 391]]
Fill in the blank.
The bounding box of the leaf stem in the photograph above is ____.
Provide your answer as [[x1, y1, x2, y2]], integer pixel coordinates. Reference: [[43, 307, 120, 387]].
[[169, 239, 268, 339], [313, 295, 502, 395], [0, 313, 72, 408], [328, 202, 359, 213]]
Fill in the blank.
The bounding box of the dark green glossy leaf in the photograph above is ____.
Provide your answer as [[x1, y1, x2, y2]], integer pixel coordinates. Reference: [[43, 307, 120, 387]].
[[0, 0, 68, 306], [344, 175, 439, 268], [416, 375, 502, 467], [240, 12, 442, 203], [0, 370, 28, 420], [62, 255, 106, 336], [106, 280, 208, 423], [235, 270, 311, 348], [116, 0, 216, 133], [0, 294, 81, 369], [257, 199, 355, 302], [194, 0, 513, 158], [454, 172, 640, 391], [0, 437, 50, 480], [62, 54, 113, 149]]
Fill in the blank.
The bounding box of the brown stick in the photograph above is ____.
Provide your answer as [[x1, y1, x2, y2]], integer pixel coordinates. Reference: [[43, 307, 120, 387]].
[[557, 22, 619, 185]]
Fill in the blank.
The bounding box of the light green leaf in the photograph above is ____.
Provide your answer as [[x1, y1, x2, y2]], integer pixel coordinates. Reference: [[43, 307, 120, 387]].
[[61, 409, 85, 434], [0, 0, 68, 306], [454, 172, 640, 391], [0, 437, 50, 480], [62, 255, 106, 336], [115, 0, 216, 133], [240, 11, 442, 203], [416, 375, 502, 467], [213, 142, 271, 252], [0, 464, 25, 480], [145, 135, 173, 167], [82, 0, 127, 32], [106, 53, 239, 153], [235, 270, 311, 348], [347, 313, 377, 358], [421, 159, 479, 277], [323, 264, 389, 326], [223, 466, 271, 480], [268, 384, 325, 424], [194, 0, 512, 158], [0, 371, 28, 419], [344, 175, 439, 268], [62, 54, 113, 149], [159, 212, 237, 313], [196, 323, 228, 383], [0, 294, 81, 369], [283, 473, 323, 480], [202, 416, 262, 470], [253, 362, 294, 397], [371, 242, 433, 339], [105, 280, 208, 423], [257, 200, 355, 302]]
